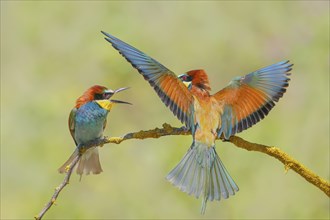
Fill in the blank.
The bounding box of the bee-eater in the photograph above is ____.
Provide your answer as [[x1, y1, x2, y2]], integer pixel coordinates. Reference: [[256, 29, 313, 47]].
[[58, 85, 131, 177], [102, 31, 292, 213]]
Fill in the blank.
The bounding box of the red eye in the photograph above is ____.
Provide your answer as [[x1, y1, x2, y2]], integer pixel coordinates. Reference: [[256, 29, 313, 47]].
[[179, 74, 191, 82]]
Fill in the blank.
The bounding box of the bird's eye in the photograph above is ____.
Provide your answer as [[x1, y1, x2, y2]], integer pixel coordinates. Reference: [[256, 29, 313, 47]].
[[179, 74, 192, 82], [179, 75, 187, 81]]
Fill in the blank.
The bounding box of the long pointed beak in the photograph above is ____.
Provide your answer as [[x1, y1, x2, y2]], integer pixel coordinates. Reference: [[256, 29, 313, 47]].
[[110, 99, 132, 105], [104, 87, 130, 99], [108, 87, 131, 105], [114, 87, 130, 93]]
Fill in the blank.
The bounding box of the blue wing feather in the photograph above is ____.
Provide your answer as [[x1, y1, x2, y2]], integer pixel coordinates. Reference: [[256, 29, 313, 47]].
[[102, 31, 195, 130], [216, 60, 292, 140]]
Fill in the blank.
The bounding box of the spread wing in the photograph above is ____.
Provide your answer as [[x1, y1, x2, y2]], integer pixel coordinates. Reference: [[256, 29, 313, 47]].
[[214, 60, 292, 140], [68, 108, 77, 145], [102, 31, 195, 130]]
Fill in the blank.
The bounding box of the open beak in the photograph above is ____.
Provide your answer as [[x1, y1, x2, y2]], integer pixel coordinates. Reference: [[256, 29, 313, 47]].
[[110, 99, 132, 105], [104, 87, 130, 100], [114, 87, 130, 93], [106, 87, 131, 105]]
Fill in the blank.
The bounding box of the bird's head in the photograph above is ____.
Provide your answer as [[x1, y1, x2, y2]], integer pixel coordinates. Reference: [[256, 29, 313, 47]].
[[179, 69, 211, 93], [75, 85, 131, 108]]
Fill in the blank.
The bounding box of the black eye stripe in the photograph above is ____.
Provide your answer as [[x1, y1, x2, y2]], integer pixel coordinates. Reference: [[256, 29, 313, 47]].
[[94, 93, 104, 100]]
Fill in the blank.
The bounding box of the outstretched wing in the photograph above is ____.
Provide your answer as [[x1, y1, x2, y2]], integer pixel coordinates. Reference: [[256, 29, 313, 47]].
[[68, 107, 77, 145], [214, 60, 292, 140], [102, 31, 195, 129]]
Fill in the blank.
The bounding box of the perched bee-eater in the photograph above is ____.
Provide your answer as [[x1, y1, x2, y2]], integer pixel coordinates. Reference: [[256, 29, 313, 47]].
[[102, 31, 292, 213], [58, 85, 131, 177]]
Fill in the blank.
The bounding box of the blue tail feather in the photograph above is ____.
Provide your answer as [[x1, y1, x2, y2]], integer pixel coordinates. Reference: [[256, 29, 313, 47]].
[[166, 142, 238, 214]]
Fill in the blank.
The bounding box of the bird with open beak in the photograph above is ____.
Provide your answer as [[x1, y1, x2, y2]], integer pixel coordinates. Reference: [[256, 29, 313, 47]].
[[102, 31, 292, 214], [58, 85, 131, 178]]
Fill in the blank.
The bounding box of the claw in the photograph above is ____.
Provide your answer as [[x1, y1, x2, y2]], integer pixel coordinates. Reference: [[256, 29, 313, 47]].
[[180, 126, 190, 133], [99, 136, 108, 147]]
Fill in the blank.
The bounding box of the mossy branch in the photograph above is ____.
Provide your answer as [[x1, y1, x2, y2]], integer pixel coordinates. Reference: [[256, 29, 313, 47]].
[[105, 123, 329, 197], [35, 123, 329, 220]]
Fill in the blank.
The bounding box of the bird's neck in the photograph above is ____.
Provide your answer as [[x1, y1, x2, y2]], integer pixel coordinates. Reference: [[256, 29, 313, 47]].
[[75, 94, 94, 108]]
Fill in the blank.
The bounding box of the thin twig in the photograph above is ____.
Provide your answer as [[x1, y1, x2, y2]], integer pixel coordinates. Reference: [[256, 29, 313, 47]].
[[35, 123, 329, 219], [35, 154, 81, 220]]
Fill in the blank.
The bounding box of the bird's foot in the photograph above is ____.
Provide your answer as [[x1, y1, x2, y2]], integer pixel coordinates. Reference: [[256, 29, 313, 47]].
[[180, 126, 190, 133], [77, 144, 86, 154], [99, 136, 108, 147], [220, 136, 230, 142], [86, 138, 106, 148], [77, 138, 105, 153], [217, 133, 231, 142]]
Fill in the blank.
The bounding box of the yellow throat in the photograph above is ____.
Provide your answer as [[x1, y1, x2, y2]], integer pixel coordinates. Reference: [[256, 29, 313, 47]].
[[95, 100, 114, 111]]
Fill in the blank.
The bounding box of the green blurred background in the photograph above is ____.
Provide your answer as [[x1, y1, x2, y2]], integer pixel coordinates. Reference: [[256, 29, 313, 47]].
[[1, 1, 329, 219]]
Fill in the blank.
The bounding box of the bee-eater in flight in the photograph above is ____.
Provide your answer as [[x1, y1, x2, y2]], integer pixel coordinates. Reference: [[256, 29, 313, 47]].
[[58, 85, 131, 177], [102, 31, 292, 214]]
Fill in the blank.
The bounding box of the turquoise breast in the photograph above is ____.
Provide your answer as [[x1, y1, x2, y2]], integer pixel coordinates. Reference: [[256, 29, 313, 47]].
[[74, 102, 108, 145]]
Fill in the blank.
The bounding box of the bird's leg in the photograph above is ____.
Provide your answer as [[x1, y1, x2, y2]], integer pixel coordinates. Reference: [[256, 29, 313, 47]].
[[91, 137, 108, 147], [219, 134, 231, 142], [221, 138, 231, 142], [77, 142, 95, 155], [81, 137, 107, 151], [99, 136, 108, 147], [77, 144, 86, 155], [179, 126, 190, 133]]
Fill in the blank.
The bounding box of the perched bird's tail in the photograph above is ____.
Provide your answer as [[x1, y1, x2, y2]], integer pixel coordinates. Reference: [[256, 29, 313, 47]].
[[58, 148, 79, 174], [76, 148, 103, 176], [58, 148, 103, 177], [166, 142, 239, 214]]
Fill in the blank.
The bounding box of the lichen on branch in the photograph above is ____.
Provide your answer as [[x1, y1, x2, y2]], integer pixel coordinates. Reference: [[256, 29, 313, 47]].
[[104, 123, 329, 197], [35, 123, 330, 220]]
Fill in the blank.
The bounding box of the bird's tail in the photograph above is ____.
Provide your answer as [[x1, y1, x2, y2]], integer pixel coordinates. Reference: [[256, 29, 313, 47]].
[[58, 148, 79, 174], [76, 148, 103, 176], [58, 147, 103, 177], [166, 142, 239, 214]]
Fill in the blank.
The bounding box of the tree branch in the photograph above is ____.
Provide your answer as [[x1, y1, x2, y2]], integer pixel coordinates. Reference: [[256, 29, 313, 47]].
[[104, 123, 329, 197], [35, 123, 329, 219], [227, 135, 330, 197]]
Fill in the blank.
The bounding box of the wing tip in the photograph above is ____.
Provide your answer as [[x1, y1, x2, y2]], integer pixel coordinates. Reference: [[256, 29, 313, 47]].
[[101, 30, 113, 39], [101, 31, 123, 47]]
